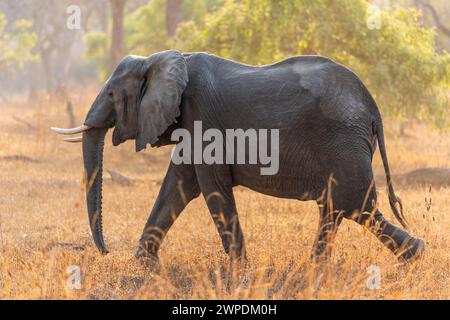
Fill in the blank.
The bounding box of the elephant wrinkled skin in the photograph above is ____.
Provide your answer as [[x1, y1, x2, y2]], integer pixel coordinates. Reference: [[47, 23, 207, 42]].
[[52, 50, 424, 265]]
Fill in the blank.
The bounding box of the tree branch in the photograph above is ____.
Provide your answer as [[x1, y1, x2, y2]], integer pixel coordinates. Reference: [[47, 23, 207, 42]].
[[417, 0, 450, 38]]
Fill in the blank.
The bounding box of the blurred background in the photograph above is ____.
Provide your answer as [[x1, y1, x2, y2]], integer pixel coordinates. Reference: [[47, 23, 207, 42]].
[[0, 0, 449, 128]]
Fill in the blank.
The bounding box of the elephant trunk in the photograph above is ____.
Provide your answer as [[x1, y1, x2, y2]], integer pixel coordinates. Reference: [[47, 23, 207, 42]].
[[82, 127, 109, 254]]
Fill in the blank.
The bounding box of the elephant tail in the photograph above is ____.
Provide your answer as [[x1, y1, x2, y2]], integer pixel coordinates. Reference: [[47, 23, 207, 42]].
[[374, 118, 409, 229]]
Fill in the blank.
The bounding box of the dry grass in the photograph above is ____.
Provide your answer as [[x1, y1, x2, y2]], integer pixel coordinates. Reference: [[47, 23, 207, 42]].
[[0, 90, 448, 300]]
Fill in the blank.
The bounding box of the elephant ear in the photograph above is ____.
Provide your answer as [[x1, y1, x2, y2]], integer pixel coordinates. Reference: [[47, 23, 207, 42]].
[[136, 50, 188, 152]]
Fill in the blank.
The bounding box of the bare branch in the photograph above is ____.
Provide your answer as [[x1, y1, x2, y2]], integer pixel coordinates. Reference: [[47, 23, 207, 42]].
[[416, 0, 450, 38]]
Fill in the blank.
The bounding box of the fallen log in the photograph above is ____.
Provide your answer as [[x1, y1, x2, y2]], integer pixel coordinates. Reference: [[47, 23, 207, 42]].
[[386, 167, 450, 188], [0, 154, 39, 163], [106, 169, 134, 186]]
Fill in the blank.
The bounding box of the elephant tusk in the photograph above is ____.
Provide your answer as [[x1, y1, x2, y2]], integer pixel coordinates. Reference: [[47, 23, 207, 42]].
[[63, 136, 83, 143], [51, 125, 91, 135]]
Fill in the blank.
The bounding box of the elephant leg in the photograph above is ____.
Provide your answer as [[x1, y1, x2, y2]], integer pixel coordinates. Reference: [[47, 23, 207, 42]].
[[353, 209, 424, 262], [135, 162, 200, 259], [341, 182, 424, 262], [312, 199, 344, 261], [195, 166, 246, 263]]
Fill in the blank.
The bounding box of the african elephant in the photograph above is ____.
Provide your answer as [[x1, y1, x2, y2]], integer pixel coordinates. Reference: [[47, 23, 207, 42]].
[[52, 50, 424, 264]]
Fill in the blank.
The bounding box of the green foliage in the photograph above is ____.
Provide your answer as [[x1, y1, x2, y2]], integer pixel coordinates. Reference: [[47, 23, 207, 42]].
[[0, 14, 37, 73], [125, 0, 169, 55], [174, 0, 450, 127], [84, 0, 450, 126], [182, 0, 225, 27], [84, 32, 110, 81], [125, 0, 225, 54], [84, 0, 226, 80]]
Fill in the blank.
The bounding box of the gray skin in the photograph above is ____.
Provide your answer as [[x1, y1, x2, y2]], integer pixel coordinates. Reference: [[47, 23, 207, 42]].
[[80, 50, 424, 264]]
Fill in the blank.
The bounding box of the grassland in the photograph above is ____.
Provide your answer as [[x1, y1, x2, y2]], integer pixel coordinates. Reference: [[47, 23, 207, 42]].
[[0, 90, 448, 299]]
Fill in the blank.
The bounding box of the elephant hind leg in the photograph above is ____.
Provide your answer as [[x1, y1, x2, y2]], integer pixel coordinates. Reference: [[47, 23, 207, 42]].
[[353, 209, 425, 262], [330, 181, 424, 262], [312, 197, 344, 261]]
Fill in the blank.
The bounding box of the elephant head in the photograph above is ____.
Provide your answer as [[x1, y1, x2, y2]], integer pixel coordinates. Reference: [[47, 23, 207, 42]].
[[51, 50, 188, 254]]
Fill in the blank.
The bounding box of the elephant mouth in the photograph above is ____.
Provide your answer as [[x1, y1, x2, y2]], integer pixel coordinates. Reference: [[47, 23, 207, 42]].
[[112, 126, 136, 146], [112, 127, 123, 146]]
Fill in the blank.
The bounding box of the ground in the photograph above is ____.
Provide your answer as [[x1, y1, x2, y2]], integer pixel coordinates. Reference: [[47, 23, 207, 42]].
[[0, 91, 448, 299]]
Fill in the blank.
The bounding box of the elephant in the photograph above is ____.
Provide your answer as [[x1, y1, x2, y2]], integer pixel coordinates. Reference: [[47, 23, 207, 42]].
[[52, 50, 424, 265]]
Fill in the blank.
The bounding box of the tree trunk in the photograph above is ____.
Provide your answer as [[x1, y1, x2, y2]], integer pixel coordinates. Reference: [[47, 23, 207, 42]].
[[41, 50, 53, 94], [416, 0, 450, 38], [166, 0, 183, 37], [28, 63, 39, 101], [109, 0, 126, 72]]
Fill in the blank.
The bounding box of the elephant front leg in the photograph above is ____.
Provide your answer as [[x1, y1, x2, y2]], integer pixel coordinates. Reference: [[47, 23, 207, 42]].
[[196, 166, 246, 263], [206, 191, 246, 262], [135, 163, 200, 260]]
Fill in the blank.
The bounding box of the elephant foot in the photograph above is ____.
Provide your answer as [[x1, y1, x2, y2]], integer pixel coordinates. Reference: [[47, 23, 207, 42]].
[[134, 246, 161, 273], [397, 237, 425, 263]]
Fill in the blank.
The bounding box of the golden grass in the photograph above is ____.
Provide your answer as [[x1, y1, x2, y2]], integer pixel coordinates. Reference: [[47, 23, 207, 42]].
[[0, 90, 448, 299]]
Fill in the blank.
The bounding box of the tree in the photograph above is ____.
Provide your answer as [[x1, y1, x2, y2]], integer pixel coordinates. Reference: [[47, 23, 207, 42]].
[[86, 0, 225, 79], [0, 12, 37, 101], [166, 0, 183, 37], [85, 0, 450, 128], [174, 0, 450, 127], [417, 1, 450, 37], [109, 0, 127, 71], [124, 0, 225, 54], [0, 13, 36, 71], [412, 0, 450, 52]]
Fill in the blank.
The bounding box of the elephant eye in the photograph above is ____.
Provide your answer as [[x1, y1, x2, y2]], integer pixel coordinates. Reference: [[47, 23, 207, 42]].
[[108, 90, 114, 99]]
